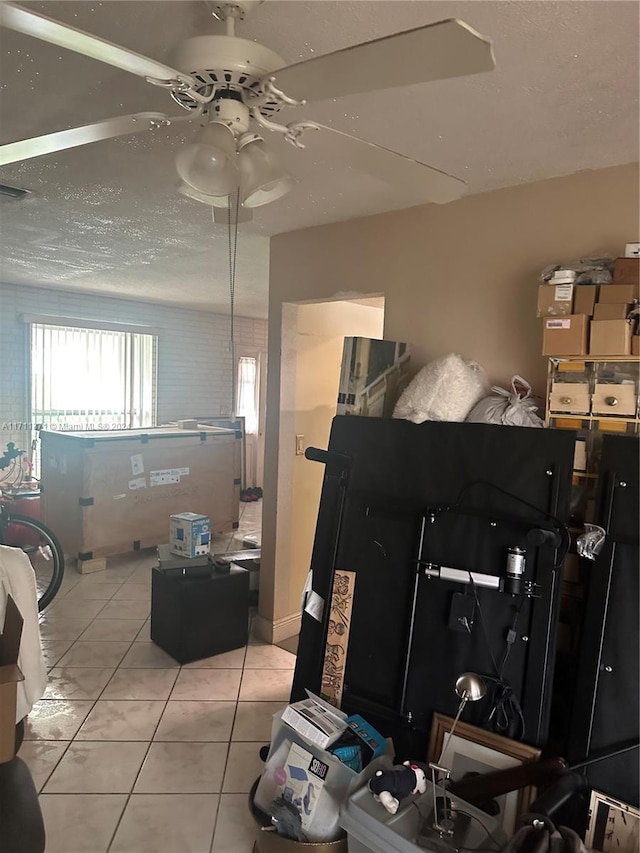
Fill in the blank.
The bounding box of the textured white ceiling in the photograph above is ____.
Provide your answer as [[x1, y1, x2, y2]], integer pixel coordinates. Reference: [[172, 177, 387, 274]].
[[0, 0, 638, 318]]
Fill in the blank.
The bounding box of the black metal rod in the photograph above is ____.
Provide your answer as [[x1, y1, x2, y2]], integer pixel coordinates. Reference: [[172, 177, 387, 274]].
[[570, 740, 640, 772]]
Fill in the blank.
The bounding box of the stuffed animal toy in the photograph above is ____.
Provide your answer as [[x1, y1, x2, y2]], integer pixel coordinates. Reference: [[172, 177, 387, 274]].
[[369, 761, 427, 815]]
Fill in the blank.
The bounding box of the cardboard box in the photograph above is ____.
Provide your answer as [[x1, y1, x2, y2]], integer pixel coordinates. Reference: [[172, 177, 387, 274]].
[[0, 596, 24, 764], [589, 320, 632, 356], [542, 315, 589, 356], [536, 284, 574, 317], [632, 336, 640, 357], [574, 285, 599, 316], [613, 257, 640, 284], [282, 691, 348, 749], [593, 302, 632, 321], [169, 512, 211, 558], [598, 284, 639, 304]]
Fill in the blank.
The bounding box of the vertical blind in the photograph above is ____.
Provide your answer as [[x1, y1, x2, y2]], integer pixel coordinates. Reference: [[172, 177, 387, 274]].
[[30, 323, 157, 436], [236, 356, 258, 435]]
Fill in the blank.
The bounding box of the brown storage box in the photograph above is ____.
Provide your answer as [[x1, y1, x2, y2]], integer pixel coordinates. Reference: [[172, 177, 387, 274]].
[[593, 302, 632, 320], [589, 319, 632, 356], [598, 283, 639, 304], [536, 283, 574, 317], [574, 285, 599, 316], [632, 336, 640, 356], [542, 314, 589, 356], [613, 257, 640, 284], [41, 426, 241, 561], [0, 597, 24, 764]]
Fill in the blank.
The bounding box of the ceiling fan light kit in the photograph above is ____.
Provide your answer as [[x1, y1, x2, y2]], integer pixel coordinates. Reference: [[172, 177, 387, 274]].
[[176, 122, 240, 195], [237, 137, 295, 208], [0, 1, 496, 208]]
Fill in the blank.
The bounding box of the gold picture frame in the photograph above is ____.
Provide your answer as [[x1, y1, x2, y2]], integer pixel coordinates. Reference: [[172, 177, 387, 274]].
[[585, 790, 640, 853], [427, 713, 541, 838]]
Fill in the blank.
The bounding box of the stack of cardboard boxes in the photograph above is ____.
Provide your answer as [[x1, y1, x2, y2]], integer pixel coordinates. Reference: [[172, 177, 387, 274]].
[[539, 254, 639, 357]]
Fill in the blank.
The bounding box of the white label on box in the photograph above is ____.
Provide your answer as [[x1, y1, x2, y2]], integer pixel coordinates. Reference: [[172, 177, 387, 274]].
[[177, 467, 190, 476], [113, 493, 127, 501], [129, 477, 147, 490], [546, 318, 572, 329], [554, 284, 574, 301], [130, 454, 144, 475], [150, 469, 181, 486]]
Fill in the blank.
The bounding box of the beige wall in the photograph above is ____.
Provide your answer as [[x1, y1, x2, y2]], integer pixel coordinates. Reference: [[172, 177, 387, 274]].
[[259, 162, 639, 637], [256, 300, 383, 640]]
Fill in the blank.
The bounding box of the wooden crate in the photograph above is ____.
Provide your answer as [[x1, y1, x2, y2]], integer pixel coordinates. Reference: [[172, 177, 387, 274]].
[[40, 426, 241, 560]]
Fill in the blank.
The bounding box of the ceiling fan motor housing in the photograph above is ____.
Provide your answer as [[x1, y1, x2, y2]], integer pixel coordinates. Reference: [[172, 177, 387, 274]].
[[169, 35, 286, 117]]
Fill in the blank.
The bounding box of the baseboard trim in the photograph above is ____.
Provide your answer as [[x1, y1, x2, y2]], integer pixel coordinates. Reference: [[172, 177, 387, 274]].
[[253, 612, 301, 644]]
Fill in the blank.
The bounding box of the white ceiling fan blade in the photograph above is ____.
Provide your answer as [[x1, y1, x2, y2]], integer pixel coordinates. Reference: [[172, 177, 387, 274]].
[[272, 19, 494, 103], [0, 113, 171, 166], [308, 125, 466, 205], [0, 3, 194, 85]]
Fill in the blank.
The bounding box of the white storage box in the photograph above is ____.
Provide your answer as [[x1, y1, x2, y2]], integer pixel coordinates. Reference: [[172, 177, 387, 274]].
[[169, 512, 211, 557]]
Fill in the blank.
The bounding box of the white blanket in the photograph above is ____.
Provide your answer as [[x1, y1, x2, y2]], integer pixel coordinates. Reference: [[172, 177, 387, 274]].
[[0, 544, 48, 721]]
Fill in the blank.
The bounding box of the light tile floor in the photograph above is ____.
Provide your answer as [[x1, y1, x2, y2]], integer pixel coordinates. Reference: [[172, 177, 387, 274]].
[[21, 501, 295, 853]]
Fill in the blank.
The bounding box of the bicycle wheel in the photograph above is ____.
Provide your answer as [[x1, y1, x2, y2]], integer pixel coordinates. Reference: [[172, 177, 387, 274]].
[[0, 513, 65, 611]]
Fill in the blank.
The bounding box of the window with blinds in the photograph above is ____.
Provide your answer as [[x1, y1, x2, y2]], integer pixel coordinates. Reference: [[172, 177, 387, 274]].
[[30, 323, 157, 468]]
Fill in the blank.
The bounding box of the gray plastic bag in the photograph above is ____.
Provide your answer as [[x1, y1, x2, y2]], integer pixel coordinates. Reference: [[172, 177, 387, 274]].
[[466, 375, 544, 428]]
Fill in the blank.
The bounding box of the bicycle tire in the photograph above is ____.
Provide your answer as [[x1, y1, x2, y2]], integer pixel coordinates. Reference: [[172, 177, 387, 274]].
[[0, 513, 65, 611]]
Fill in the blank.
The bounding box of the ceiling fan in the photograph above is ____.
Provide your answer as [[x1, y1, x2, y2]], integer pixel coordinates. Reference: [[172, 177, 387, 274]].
[[0, 0, 496, 213]]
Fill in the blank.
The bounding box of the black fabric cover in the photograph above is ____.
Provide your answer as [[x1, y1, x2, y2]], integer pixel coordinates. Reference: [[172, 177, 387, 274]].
[[291, 417, 575, 754], [569, 434, 639, 806]]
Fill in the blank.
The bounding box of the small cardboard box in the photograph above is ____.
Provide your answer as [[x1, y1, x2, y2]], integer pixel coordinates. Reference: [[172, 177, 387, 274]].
[[281, 690, 348, 749], [536, 283, 574, 317], [632, 336, 640, 356], [613, 257, 640, 284], [0, 596, 24, 764], [589, 320, 632, 356], [169, 512, 211, 558], [542, 315, 589, 356], [574, 285, 599, 316], [599, 284, 639, 304], [593, 302, 632, 321]]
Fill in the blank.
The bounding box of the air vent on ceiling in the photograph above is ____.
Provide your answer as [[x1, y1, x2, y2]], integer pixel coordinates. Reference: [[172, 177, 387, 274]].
[[0, 183, 31, 201]]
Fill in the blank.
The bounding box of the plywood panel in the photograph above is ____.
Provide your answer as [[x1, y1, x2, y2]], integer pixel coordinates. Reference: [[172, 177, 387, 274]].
[[41, 428, 240, 559]]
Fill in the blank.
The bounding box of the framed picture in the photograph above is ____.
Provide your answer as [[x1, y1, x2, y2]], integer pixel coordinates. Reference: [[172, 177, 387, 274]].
[[585, 790, 640, 853], [427, 713, 541, 838]]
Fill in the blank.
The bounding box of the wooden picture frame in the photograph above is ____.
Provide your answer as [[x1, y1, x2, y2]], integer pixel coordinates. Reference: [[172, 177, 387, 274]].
[[427, 713, 541, 838], [585, 790, 640, 853]]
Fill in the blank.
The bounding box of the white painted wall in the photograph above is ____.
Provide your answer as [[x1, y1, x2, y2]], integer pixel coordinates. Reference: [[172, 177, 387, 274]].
[[0, 283, 266, 455]]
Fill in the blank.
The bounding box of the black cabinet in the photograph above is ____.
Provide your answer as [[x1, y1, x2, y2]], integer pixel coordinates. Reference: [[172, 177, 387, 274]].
[[151, 564, 249, 664]]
